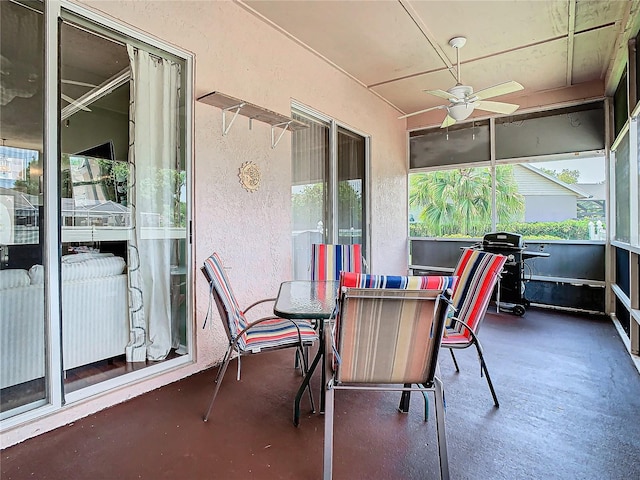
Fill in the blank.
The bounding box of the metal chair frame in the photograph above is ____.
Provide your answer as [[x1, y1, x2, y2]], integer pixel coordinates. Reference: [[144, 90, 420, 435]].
[[323, 287, 452, 480], [201, 265, 317, 422]]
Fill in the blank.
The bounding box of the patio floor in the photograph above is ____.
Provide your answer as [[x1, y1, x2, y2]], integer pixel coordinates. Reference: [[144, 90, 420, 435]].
[[2, 307, 639, 479]]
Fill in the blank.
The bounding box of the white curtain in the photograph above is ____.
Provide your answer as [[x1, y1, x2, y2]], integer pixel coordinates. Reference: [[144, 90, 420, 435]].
[[125, 45, 181, 362]]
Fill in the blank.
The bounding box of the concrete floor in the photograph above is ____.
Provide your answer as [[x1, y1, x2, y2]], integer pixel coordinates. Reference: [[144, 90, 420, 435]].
[[1, 307, 639, 479]]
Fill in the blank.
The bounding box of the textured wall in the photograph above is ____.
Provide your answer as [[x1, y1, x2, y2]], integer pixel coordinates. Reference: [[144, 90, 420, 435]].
[[4, 0, 408, 446]]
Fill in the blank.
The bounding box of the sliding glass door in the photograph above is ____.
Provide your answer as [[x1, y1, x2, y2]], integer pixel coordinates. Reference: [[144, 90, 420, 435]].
[[291, 105, 368, 279], [0, 0, 192, 422], [0, 0, 47, 418], [58, 11, 190, 394]]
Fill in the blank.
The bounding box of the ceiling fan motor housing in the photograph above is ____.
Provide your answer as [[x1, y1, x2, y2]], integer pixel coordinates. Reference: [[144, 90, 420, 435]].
[[447, 84, 474, 102]]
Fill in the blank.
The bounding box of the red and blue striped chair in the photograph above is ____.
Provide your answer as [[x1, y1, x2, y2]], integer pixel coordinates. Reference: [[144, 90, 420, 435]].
[[323, 272, 456, 480], [442, 248, 507, 407], [201, 252, 318, 422], [311, 243, 363, 281], [337, 272, 457, 420]]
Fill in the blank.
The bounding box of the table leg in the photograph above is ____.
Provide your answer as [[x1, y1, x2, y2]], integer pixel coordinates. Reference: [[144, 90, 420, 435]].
[[294, 319, 324, 426]]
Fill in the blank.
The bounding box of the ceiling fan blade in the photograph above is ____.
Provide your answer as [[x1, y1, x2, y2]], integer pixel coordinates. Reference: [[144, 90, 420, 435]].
[[474, 100, 520, 115], [440, 114, 456, 128], [398, 105, 445, 119], [424, 89, 453, 100], [61, 93, 92, 112], [473, 80, 523, 100]]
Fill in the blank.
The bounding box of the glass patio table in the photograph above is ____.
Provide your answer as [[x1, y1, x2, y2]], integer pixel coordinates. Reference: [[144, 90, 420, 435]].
[[274, 280, 338, 426]]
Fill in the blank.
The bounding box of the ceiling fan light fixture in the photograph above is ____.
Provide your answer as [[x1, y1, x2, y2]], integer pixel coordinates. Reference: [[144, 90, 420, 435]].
[[448, 103, 474, 121]]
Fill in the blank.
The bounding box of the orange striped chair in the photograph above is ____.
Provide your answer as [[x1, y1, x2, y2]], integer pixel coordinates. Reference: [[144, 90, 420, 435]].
[[200, 252, 318, 422], [310, 243, 363, 281], [442, 248, 507, 407], [323, 272, 456, 480]]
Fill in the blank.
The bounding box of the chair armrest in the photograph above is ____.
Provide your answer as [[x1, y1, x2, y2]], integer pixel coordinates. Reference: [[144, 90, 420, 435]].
[[446, 317, 480, 343], [243, 298, 276, 314]]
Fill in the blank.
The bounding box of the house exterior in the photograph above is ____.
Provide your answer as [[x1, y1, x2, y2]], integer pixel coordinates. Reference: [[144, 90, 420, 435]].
[[511, 164, 591, 222]]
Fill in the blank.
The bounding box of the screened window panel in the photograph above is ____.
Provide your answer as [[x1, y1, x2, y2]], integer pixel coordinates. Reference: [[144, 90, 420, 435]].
[[410, 120, 490, 169], [409, 167, 492, 238], [614, 131, 630, 243], [495, 103, 605, 160]]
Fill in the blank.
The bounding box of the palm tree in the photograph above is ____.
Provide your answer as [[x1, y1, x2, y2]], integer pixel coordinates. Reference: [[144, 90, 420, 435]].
[[410, 166, 524, 237]]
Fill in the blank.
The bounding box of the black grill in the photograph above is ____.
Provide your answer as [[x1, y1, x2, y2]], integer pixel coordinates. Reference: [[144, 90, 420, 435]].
[[480, 232, 549, 316]]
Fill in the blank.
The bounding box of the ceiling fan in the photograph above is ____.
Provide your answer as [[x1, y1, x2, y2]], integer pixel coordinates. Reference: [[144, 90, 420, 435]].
[[399, 37, 524, 127]]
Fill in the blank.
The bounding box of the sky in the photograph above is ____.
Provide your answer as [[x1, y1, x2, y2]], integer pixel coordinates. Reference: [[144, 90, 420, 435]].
[[530, 155, 606, 184]]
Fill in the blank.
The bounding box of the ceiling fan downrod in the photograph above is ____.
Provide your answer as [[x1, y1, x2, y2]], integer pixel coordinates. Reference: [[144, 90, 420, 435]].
[[449, 36, 466, 85]]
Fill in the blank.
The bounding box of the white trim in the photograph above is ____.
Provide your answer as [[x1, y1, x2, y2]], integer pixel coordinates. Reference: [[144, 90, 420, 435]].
[[494, 150, 606, 166], [611, 241, 640, 254], [611, 314, 640, 375], [64, 355, 192, 404], [490, 117, 497, 231], [61, 1, 193, 60], [409, 159, 491, 173], [612, 283, 631, 309], [611, 121, 630, 151], [46, 0, 64, 411], [630, 119, 639, 246]]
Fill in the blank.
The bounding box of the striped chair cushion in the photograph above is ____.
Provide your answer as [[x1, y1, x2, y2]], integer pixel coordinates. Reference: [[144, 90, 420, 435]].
[[203, 253, 246, 339], [311, 244, 362, 281], [339, 272, 457, 291], [204, 253, 317, 352], [244, 318, 318, 351], [336, 288, 445, 384], [443, 248, 507, 345], [334, 272, 457, 383]]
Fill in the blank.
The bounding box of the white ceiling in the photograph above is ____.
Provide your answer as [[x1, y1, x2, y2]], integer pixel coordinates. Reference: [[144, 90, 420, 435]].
[[240, 0, 640, 127]]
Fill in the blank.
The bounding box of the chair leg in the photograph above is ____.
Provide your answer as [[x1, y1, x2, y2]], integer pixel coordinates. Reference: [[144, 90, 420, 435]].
[[204, 347, 233, 422], [323, 383, 335, 480], [433, 377, 450, 480], [449, 348, 460, 372], [421, 388, 430, 422], [398, 384, 412, 413], [474, 340, 499, 407]]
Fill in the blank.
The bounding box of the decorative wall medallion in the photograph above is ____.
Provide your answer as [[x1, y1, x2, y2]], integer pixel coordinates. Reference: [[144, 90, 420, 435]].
[[238, 161, 261, 192]]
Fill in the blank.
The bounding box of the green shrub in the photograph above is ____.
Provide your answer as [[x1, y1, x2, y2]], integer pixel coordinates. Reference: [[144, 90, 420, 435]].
[[411, 219, 606, 240]]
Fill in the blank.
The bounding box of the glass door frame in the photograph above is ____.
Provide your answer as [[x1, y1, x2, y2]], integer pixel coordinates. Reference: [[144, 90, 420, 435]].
[[291, 100, 371, 267], [1, 0, 194, 429]]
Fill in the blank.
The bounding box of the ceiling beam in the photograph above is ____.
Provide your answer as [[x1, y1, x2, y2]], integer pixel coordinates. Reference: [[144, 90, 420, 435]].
[[604, 0, 640, 96], [397, 0, 456, 82]]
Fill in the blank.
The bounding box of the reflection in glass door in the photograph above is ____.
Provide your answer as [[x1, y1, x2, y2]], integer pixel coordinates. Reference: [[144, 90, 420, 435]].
[[0, 0, 47, 418], [59, 14, 189, 394]]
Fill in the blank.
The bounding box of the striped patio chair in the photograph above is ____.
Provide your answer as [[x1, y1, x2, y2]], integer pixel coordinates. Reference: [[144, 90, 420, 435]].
[[323, 272, 456, 480], [442, 247, 507, 407], [310, 243, 363, 281], [200, 252, 318, 422], [338, 272, 457, 420]]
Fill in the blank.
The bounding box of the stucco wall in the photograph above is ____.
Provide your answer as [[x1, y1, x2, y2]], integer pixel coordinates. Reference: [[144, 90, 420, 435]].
[[2, 0, 408, 446]]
